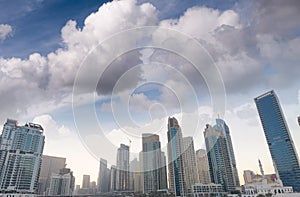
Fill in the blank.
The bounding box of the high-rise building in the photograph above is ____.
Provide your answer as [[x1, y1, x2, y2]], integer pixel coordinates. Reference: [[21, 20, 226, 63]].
[[38, 155, 66, 195], [160, 152, 168, 190], [167, 117, 186, 196], [138, 151, 144, 193], [0, 119, 45, 194], [116, 144, 130, 191], [195, 149, 211, 184], [110, 165, 117, 192], [98, 158, 109, 193], [214, 119, 240, 187], [82, 175, 90, 189], [243, 170, 255, 184], [130, 158, 143, 193], [182, 137, 199, 193], [142, 133, 167, 194], [204, 124, 236, 192], [254, 90, 300, 191], [48, 168, 75, 196]]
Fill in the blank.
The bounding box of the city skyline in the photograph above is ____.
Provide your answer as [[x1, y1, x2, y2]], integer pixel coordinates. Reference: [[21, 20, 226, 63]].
[[0, 0, 300, 189], [0, 103, 299, 195]]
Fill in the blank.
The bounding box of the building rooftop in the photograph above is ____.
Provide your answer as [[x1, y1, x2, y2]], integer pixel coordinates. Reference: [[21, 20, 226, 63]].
[[24, 122, 44, 131]]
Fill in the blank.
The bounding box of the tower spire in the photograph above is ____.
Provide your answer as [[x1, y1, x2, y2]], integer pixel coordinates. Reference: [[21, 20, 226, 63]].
[[258, 159, 265, 179]]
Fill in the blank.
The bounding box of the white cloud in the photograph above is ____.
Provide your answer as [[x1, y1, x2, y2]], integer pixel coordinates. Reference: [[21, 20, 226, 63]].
[[0, 24, 12, 40], [0, 0, 158, 123], [32, 114, 73, 138]]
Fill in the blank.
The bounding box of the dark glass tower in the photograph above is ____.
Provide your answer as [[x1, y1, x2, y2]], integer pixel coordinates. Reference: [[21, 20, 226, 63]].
[[204, 124, 236, 192], [167, 117, 186, 197], [255, 90, 300, 191]]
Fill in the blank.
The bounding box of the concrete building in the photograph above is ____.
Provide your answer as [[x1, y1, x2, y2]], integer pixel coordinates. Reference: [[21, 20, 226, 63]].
[[255, 90, 300, 191], [182, 137, 199, 193], [0, 119, 45, 194], [48, 168, 75, 196], [191, 183, 226, 197], [82, 175, 90, 189], [38, 155, 66, 195], [243, 170, 255, 184], [195, 149, 211, 184]]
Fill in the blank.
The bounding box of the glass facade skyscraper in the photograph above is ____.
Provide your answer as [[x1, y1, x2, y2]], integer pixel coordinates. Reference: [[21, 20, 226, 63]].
[[116, 144, 130, 191], [204, 121, 238, 192], [167, 117, 186, 197], [214, 119, 240, 187], [255, 90, 300, 191], [0, 119, 45, 194], [98, 158, 110, 193], [142, 133, 167, 194]]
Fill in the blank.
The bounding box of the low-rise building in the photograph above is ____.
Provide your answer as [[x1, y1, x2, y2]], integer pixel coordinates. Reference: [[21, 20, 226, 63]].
[[242, 179, 293, 197], [191, 183, 227, 197]]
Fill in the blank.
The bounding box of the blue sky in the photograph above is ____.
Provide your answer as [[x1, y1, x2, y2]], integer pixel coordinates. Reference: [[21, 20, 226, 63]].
[[0, 0, 108, 58], [0, 0, 300, 186]]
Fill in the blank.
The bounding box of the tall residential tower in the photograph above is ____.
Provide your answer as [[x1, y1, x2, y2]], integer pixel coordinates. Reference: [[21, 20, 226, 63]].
[[0, 119, 45, 194], [204, 123, 236, 192], [116, 144, 130, 191], [167, 117, 186, 196]]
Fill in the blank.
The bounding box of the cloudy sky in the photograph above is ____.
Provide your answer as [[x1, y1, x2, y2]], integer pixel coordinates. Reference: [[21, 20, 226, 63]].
[[0, 0, 300, 186]]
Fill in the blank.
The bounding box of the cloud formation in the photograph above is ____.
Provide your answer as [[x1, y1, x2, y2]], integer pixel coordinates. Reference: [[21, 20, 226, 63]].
[[0, 0, 299, 131], [0, 24, 12, 40]]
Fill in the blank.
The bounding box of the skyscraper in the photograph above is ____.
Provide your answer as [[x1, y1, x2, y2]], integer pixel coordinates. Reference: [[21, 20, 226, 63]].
[[195, 149, 211, 184], [98, 158, 109, 193], [214, 119, 240, 187], [130, 158, 143, 193], [110, 165, 117, 192], [0, 119, 45, 194], [48, 168, 75, 196], [255, 90, 300, 191], [204, 124, 236, 192], [160, 152, 168, 190], [182, 137, 199, 193], [116, 144, 130, 191], [82, 175, 90, 189], [167, 117, 186, 196], [142, 133, 167, 194], [38, 155, 66, 195]]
